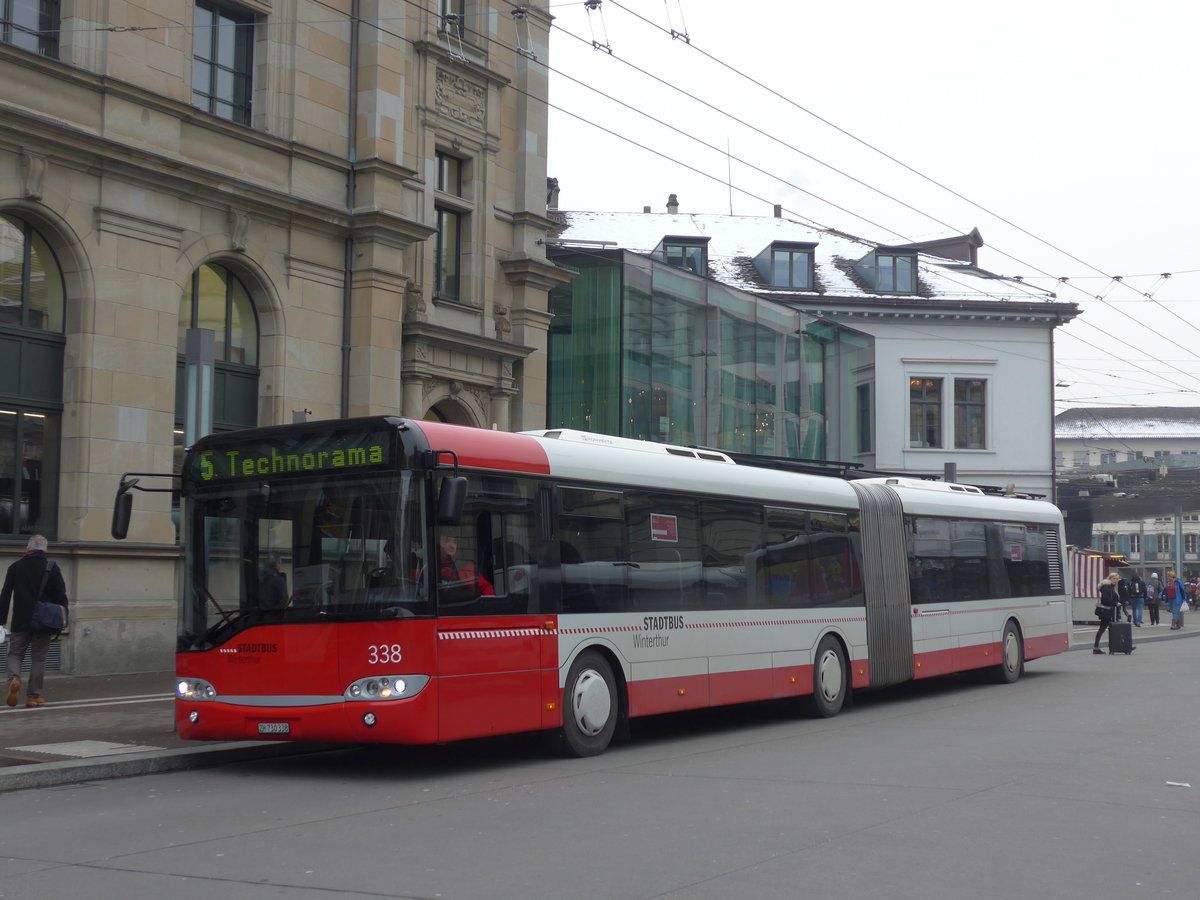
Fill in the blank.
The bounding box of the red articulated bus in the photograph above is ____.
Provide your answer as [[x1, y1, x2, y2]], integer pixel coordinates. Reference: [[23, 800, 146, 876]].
[[118, 417, 1070, 756]]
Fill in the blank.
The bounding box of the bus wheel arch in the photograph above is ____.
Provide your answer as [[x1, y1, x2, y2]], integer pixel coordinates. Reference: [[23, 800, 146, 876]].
[[805, 632, 850, 718], [554, 646, 626, 757], [989, 618, 1025, 685]]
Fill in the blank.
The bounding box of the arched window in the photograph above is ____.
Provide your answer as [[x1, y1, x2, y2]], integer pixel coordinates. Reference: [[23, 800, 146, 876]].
[[0, 213, 65, 538], [175, 263, 260, 455]]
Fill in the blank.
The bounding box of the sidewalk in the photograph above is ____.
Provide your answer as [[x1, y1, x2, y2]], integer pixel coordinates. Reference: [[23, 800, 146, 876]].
[[0, 670, 325, 792], [2, 623, 1195, 792]]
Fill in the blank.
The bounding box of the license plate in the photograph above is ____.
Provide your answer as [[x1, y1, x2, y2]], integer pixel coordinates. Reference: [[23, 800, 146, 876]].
[[257, 722, 290, 735]]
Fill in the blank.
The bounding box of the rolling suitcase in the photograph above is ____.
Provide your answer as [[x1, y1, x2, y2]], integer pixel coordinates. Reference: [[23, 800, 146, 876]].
[[1108, 619, 1134, 655]]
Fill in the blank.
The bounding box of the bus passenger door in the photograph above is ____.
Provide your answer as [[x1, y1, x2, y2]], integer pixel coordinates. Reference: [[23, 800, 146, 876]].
[[435, 490, 551, 742]]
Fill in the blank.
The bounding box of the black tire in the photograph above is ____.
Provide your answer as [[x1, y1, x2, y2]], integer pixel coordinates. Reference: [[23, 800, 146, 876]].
[[989, 620, 1024, 684], [806, 635, 848, 718], [557, 650, 618, 757]]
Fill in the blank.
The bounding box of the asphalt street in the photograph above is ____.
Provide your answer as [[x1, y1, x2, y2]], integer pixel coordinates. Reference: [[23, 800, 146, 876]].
[[0, 619, 1191, 792]]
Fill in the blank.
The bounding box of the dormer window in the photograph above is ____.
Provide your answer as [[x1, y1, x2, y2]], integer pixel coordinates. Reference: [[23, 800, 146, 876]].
[[853, 249, 917, 293], [755, 242, 815, 289], [875, 252, 915, 292], [657, 237, 709, 277]]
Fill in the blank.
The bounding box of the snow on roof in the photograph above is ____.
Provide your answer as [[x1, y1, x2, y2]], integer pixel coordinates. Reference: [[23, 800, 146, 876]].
[[549, 210, 1060, 305], [1055, 407, 1200, 439]]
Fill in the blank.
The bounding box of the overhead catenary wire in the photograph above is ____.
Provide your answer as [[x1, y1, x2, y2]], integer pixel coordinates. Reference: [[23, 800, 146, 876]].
[[536, 1, 1200, 397], [47, 1, 1195, 402]]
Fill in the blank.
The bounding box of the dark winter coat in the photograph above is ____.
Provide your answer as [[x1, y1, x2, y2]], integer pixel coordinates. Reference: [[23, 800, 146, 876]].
[[0, 551, 68, 633]]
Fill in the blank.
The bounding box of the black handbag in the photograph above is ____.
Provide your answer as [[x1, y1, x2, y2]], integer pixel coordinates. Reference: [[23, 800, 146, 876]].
[[1094, 604, 1110, 619], [29, 561, 66, 634]]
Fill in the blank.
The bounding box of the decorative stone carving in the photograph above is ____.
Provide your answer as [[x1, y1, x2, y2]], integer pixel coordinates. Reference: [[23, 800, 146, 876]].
[[493, 305, 512, 341], [19, 150, 46, 200], [230, 210, 250, 252], [404, 281, 427, 322], [435, 69, 486, 129]]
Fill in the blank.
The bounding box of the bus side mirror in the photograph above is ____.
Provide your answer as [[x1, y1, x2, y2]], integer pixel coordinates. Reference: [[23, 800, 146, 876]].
[[111, 481, 136, 540], [437, 476, 467, 525]]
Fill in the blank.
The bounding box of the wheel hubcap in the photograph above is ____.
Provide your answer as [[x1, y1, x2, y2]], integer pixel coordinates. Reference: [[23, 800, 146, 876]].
[[817, 650, 843, 702], [572, 669, 612, 736], [1004, 631, 1019, 671]]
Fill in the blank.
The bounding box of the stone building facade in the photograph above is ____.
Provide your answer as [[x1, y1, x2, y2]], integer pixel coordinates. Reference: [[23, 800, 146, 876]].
[[0, 1, 568, 673]]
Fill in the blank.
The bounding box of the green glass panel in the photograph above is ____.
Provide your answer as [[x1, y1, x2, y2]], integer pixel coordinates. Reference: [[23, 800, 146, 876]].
[[548, 255, 622, 434], [27, 229, 64, 332], [178, 279, 194, 355], [228, 277, 257, 365], [18, 339, 64, 403], [196, 264, 227, 359], [0, 407, 15, 533], [0, 216, 23, 326]]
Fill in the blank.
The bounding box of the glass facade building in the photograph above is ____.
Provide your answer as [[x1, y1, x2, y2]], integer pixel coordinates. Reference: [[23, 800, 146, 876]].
[[548, 250, 869, 460]]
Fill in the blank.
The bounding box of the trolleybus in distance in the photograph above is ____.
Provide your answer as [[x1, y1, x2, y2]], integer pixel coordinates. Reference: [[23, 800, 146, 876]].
[[112, 416, 1070, 757]]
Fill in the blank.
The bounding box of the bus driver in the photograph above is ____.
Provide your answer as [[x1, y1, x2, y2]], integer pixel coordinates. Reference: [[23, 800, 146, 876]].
[[434, 533, 494, 598]]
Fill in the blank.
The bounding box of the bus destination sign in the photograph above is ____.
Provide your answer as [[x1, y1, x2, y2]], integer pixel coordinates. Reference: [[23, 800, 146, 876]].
[[186, 427, 393, 488]]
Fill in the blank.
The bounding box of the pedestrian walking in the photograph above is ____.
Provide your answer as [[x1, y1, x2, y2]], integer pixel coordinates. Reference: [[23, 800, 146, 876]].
[[1128, 572, 1147, 627], [1116, 574, 1132, 622], [1164, 569, 1188, 631], [1094, 573, 1122, 654], [1146, 572, 1163, 625], [0, 535, 69, 708]]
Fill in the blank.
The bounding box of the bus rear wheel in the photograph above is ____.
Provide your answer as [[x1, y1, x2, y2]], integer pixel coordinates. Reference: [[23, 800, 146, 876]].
[[557, 650, 618, 757], [806, 635, 848, 718], [989, 621, 1024, 684]]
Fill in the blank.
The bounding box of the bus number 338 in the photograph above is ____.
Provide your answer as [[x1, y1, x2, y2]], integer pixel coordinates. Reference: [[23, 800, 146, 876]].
[[367, 644, 403, 665]]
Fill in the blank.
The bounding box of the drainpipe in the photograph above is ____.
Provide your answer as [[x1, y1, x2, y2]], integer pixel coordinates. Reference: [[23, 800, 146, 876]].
[[340, 0, 361, 418]]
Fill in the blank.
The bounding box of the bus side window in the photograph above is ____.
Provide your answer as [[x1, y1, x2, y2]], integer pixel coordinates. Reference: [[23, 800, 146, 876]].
[[702, 499, 762, 609], [559, 518, 629, 614]]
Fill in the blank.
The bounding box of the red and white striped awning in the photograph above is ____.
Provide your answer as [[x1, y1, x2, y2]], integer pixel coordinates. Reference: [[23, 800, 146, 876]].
[[1068, 546, 1128, 599]]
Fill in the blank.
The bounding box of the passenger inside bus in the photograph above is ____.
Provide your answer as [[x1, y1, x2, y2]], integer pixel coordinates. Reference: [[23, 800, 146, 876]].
[[259, 554, 289, 609]]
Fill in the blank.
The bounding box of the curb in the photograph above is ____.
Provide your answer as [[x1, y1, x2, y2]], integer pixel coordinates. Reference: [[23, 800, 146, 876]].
[[1069, 624, 1200, 651], [0, 741, 337, 793]]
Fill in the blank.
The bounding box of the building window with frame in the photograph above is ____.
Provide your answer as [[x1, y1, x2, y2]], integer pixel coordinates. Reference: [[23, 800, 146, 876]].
[[0, 213, 65, 538], [434, 151, 468, 303], [175, 262, 260, 439], [770, 246, 813, 289], [1129, 533, 1141, 556], [435, 207, 462, 301], [662, 241, 706, 277], [192, 0, 255, 126], [440, 0, 466, 29], [1100, 533, 1116, 554], [1, 0, 59, 56], [953, 378, 986, 449], [1186, 533, 1197, 555], [876, 253, 915, 292], [909, 377, 942, 448], [856, 383, 872, 454], [437, 152, 462, 196], [1157, 533, 1171, 556]]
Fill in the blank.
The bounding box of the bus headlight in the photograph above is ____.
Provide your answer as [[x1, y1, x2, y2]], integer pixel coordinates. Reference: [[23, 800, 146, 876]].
[[343, 674, 429, 701], [177, 678, 217, 701]]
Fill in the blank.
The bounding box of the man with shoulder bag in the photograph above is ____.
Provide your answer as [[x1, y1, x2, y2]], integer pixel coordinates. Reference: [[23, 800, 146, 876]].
[[0, 535, 69, 708]]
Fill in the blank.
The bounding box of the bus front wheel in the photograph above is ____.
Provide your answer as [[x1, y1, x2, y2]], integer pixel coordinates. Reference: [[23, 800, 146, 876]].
[[807, 635, 848, 718], [557, 651, 618, 757]]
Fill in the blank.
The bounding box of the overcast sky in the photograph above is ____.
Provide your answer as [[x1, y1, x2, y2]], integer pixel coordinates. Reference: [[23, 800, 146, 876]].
[[542, 0, 1200, 413]]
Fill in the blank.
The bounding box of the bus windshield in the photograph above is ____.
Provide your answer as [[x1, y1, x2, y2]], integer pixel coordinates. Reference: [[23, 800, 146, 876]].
[[180, 470, 429, 651]]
